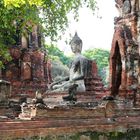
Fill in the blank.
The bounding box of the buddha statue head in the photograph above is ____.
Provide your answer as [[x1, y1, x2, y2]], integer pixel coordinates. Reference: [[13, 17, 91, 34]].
[[70, 32, 83, 54]]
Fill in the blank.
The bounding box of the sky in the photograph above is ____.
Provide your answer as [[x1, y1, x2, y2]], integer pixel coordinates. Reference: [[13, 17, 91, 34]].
[[53, 0, 118, 55]]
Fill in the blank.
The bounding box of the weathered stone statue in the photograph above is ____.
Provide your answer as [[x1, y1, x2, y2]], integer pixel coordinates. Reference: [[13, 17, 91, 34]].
[[115, 0, 132, 17], [49, 32, 87, 93], [122, 0, 131, 15]]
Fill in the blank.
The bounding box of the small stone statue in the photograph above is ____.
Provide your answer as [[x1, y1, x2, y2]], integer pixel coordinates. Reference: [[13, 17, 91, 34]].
[[115, 0, 131, 16], [49, 32, 87, 93], [18, 102, 36, 120], [35, 90, 44, 104], [63, 84, 78, 101], [122, 0, 131, 15]]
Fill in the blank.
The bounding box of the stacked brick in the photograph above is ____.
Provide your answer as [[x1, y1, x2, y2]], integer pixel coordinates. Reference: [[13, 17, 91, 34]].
[[109, 0, 140, 103]]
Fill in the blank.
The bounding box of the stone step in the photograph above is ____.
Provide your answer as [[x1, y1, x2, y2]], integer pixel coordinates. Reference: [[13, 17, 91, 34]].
[[43, 97, 103, 105], [0, 118, 107, 130], [45, 91, 106, 97], [0, 116, 140, 140], [115, 108, 140, 117], [43, 92, 106, 105], [36, 106, 106, 118], [0, 116, 140, 130], [86, 81, 104, 84], [86, 86, 104, 90]]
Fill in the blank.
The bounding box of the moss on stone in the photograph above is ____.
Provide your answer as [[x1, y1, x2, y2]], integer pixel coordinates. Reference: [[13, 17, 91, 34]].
[[13, 129, 140, 140]]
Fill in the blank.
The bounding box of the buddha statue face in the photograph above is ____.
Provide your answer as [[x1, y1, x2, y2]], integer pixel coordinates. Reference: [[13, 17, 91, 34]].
[[70, 32, 82, 54]]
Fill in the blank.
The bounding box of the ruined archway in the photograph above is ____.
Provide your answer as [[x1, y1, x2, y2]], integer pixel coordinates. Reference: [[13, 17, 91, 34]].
[[109, 0, 140, 98], [109, 27, 127, 97], [111, 41, 122, 96]]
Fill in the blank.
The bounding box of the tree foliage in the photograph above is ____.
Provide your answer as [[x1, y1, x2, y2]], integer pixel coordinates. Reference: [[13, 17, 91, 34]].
[[45, 44, 71, 66], [83, 48, 109, 69], [0, 0, 97, 67], [45, 44, 71, 81]]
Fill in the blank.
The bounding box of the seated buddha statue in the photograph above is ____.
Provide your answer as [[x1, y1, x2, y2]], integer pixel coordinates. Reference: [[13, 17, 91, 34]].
[[49, 32, 88, 93]]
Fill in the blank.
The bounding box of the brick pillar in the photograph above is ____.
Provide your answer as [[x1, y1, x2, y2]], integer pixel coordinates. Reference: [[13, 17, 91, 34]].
[[32, 25, 38, 48], [21, 35, 28, 48], [21, 52, 31, 81], [32, 50, 44, 81]]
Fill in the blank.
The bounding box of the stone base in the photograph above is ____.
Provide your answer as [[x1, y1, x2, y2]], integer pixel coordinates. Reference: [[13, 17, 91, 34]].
[[11, 81, 48, 97], [0, 111, 140, 140], [44, 91, 107, 105], [36, 106, 106, 119], [0, 97, 140, 140]]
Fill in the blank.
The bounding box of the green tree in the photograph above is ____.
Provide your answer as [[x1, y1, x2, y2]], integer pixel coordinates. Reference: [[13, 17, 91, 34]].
[[45, 44, 71, 66], [83, 48, 110, 85], [45, 44, 72, 81], [0, 0, 97, 67]]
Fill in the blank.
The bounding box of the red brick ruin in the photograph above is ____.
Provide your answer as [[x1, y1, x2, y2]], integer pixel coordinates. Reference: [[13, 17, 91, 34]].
[[0, 0, 139, 105], [0, 24, 52, 97], [0, 27, 104, 98], [109, 0, 140, 101], [0, 1, 140, 102], [0, 1, 140, 139]]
